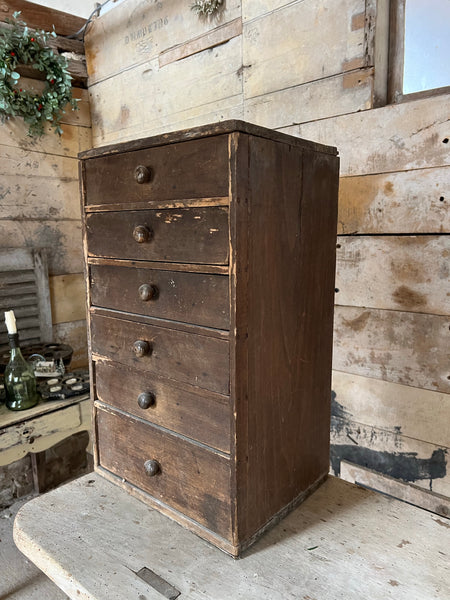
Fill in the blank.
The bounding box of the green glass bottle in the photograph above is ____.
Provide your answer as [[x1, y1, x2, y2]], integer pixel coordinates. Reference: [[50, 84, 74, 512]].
[[4, 311, 39, 411]]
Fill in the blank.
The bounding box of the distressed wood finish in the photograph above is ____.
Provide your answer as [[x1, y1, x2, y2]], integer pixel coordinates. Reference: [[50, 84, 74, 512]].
[[0, 0, 85, 37], [90, 313, 230, 396], [14, 474, 450, 600], [80, 122, 339, 556], [243, 0, 367, 99], [338, 166, 450, 234], [90, 264, 229, 330], [85, 207, 229, 265], [284, 93, 450, 177], [335, 236, 450, 315], [94, 361, 230, 453], [96, 407, 232, 537], [333, 306, 450, 394], [0, 248, 52, 353], [84, 136, 229, 206]]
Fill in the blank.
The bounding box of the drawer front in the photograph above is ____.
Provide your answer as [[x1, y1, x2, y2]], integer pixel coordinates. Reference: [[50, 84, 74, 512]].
[[90, 265, 229, 330], [85, 207, 229, 265], [90, 314, 229, 395], [84, 135, 229, 206], [95, 361, 231, 453], [97, 407, 232, 538]]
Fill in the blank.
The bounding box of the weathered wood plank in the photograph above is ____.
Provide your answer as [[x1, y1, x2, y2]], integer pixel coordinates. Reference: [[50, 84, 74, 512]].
[[333, 306, 450, 393], [85, 0, 241, 85], [13, 474, 450, 600], [244, 68, 373, 129], [89, 38, 243, 147], [332, 370, 450, 453], [0, 0, 85, 37], [338, 166, 450, 234], [0, 120, 92, 157], [53, 319, 88, 369], [331, 416, 450, 498], [340, 461, 450, 518], [49, 273, 86, 325], [0, 220, 83, 275], [282, 93, 450, 176], [335, 235, 450, 315], [159, 17, 242, 67], [242, 0, 366, 98], [0, 144, 79, 178], [0, 177, 80, 220]]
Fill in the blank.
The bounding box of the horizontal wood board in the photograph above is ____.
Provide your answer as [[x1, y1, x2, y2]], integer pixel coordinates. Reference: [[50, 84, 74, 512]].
[[333, 306, 450, 393], [335, 235, 450, 315]]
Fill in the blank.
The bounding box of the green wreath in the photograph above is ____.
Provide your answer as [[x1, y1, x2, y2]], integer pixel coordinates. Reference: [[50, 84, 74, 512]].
[[0, 12, 78, 137]]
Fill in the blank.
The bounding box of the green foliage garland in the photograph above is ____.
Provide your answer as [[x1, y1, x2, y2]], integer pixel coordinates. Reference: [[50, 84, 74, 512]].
[[0, 12, 78, 136], [191, 0, 223, 16]]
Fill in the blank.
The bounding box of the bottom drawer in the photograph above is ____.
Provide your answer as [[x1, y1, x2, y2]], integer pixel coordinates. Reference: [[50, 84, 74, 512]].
[[96, 407, 232, 539]]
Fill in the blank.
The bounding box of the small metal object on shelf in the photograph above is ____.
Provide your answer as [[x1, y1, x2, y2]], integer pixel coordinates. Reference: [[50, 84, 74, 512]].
[[37, 371, 90, 401]]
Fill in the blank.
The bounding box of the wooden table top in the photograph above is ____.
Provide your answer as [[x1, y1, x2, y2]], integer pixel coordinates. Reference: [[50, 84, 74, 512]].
[[13, 473, 450, 600]]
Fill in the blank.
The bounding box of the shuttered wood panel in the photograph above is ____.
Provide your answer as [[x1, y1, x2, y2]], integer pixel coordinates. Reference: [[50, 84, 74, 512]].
[[0, 248, 52, 354]]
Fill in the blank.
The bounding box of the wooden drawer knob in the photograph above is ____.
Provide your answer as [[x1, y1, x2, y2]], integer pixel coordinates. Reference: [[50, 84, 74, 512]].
[[138, 283, 158, 301], [134, 165, 152, 184], [144, 459, 160, 477], [133, 225, 151, 243], [137, 391, 156, 409], [133, 340, 151, 358]]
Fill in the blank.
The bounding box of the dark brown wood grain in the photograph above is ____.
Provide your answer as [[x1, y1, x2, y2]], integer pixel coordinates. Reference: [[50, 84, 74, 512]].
[[96, 406, 232, 538], [233, 135, 339, 543], [79, 119, 338, 160], [85, 207, 229, 265], [94, 360, 231, 453], [0, 0, 85, 37], [90, 313, 229, 395], [83, 136, 229, 206], [81, 122, 339, 556], [90, 264, 229, 330]]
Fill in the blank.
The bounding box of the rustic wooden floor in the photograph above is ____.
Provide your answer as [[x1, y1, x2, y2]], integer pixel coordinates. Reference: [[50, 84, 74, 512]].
[[13, 473, 450, 600], [0, 498, 68, 599]]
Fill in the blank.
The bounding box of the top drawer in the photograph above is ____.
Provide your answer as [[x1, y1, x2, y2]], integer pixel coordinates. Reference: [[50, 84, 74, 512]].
[[83, 135, 229, 206]]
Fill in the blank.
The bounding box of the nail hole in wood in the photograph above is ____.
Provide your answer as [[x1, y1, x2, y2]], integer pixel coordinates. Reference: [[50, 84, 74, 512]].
[[443, 138, 449, 144], [439, 196, 445, 202], [335, 288, 340, 293], [336, 244, 341, 249]]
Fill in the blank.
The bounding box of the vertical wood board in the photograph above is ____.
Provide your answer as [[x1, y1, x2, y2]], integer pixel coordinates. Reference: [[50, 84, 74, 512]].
[[333, 306, 450, 393], [338, 166, 450, 234], [49, 273, 86, 324], [335, 235, 450, 315]]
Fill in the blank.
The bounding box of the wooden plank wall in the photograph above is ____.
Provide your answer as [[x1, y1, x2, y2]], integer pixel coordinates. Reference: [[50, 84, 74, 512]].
[[1, 2, 92, 368], [84, 0, 450, 505]]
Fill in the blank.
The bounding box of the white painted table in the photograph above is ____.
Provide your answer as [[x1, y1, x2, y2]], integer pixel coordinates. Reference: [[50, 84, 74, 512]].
[[0, 394, 91, 467], [13, 473, 450, 600]]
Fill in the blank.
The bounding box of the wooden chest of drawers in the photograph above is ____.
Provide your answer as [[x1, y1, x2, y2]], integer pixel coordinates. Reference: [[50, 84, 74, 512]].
[[79, 121, 339, 557]]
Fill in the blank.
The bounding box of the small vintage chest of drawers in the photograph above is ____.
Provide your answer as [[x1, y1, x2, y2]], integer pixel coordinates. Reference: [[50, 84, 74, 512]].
[[79, 121, 339, 557]]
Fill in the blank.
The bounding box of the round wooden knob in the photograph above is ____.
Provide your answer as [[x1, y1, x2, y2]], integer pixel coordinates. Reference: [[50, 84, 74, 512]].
[[144, 459, 160, 477], [132, 225, 151, 243], [133, 340, 151, 358], [138, 283, 157, 301], [134, 165, 152, 184], [137, 391, 156, 409]]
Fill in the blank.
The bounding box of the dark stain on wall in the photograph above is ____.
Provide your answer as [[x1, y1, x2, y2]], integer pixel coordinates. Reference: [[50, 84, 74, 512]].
[[330, 391, 448, 489]]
